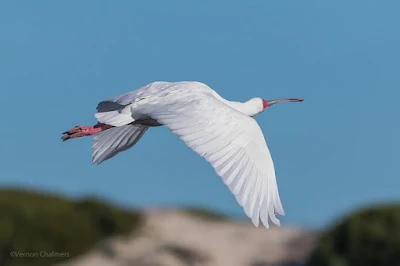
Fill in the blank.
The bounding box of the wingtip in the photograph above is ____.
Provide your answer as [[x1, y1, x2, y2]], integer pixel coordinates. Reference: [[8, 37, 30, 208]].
[[92, 158, 102, 165], [274, 219, 281, 227], [263, 222, 270, 230], [253, 221, 260, 228]]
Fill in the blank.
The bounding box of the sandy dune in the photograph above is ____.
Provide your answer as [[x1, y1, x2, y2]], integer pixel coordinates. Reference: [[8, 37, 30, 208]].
[[59, 209, 318, 266]]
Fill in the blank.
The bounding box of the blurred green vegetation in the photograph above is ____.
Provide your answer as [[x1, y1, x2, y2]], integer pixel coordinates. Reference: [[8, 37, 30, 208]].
[[0, 188, 143, 266], [309, 204, 400, 266], [182, 207, 229, 222]]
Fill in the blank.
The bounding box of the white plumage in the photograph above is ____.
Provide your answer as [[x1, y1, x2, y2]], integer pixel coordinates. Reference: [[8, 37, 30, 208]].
[[63, 81, 304, 229]]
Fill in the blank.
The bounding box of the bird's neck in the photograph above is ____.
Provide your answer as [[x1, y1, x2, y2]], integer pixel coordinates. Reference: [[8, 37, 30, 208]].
[[222, 99, 261, 117], [210, 91, 262, 117]]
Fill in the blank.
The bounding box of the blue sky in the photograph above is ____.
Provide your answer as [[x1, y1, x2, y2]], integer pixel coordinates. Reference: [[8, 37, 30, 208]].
[[1, 1, 399, 229]]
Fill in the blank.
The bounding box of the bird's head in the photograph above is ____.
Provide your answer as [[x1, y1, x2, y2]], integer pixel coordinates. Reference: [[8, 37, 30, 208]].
[[245, 97, 304, 117]]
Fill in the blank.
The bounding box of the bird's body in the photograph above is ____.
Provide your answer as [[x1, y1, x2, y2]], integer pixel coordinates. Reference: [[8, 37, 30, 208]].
[[62, 81, 303, 229]]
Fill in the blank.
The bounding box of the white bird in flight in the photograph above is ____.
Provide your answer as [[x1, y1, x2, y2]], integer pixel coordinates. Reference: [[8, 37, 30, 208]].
[[62, 81, 303, 228]]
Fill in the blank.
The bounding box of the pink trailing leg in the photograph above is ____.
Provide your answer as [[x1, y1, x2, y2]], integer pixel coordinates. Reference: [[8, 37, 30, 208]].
[[62, 123, 113, 141]]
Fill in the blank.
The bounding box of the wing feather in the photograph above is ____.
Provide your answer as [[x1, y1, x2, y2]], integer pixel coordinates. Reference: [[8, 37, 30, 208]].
[[92, 124, 148, 165]]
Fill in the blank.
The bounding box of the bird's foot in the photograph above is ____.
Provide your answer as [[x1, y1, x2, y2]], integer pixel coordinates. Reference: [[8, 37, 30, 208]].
[[61, 123, 112, 141]]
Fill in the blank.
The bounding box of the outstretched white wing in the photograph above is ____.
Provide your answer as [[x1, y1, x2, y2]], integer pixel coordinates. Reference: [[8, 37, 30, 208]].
[[136, 92, 284, 228]]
